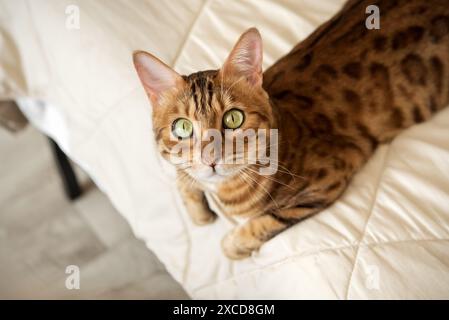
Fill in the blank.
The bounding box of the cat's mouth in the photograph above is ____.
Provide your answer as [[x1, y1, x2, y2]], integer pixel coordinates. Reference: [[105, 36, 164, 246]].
[[187, 164, 244, 184]]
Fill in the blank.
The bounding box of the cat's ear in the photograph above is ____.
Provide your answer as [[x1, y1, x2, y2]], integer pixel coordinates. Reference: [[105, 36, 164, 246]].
[[133, 51, 185, 105], [221, 28, 263, 87]]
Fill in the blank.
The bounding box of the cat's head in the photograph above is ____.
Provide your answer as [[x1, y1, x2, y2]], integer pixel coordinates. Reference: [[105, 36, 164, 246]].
[[133, 28, 276, 184]]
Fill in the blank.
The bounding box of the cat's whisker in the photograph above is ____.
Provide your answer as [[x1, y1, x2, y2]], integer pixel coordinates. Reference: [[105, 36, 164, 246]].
[[241, 168, 279, 209], [230, 156, 305, 180], [238, 169, 263, 207], [177, 170, 197, 190], [253, 164, 305, 181], [244, 166, 295, 190], [174, 162, 193, 170]]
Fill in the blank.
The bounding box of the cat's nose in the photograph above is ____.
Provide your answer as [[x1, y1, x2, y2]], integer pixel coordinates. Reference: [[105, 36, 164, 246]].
[[203, 159, 216, 169], [202, 154, 217, 169]]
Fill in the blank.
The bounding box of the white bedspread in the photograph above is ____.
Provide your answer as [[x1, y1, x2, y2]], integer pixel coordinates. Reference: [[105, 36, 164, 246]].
[[1, 0, 449, 299]]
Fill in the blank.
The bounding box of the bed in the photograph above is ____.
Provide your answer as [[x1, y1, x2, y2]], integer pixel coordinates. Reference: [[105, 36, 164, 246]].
[[1, 0, 449, 299]]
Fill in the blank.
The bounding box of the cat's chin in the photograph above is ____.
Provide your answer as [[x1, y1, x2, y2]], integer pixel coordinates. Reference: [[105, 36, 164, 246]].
[[199, 173, 227, 184]]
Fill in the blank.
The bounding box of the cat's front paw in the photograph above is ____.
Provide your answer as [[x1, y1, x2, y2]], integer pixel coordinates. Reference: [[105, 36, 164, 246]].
[[221, 229, 257, 260], [190, 208, 217, 226]]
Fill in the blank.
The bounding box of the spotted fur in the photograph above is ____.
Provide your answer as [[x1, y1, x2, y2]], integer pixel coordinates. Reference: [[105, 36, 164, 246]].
[[134, 0, 449, 259]]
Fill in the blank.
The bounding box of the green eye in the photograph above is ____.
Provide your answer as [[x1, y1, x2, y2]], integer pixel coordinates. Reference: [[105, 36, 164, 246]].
[[223, 109, 244, 129], [172, 118, 193, 139]]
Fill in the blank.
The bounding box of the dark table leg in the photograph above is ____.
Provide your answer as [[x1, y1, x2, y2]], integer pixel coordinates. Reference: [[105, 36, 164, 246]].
[[48, 138, 82, 200]]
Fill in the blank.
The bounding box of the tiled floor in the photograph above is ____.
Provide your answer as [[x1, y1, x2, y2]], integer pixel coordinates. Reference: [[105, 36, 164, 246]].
[[0, 126, 188, 299]]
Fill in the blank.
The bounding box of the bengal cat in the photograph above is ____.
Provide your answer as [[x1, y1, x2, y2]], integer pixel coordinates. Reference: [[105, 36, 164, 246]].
[[133, 0, 449, 259]]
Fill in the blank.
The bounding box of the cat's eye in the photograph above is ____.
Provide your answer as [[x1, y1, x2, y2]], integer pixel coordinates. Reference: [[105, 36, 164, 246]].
[[223, 109, 244, 129], [172, 118, 193, 139]]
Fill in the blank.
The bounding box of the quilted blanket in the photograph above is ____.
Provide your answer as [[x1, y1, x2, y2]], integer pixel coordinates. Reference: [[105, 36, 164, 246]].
[[1, 0, 448, 298]]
